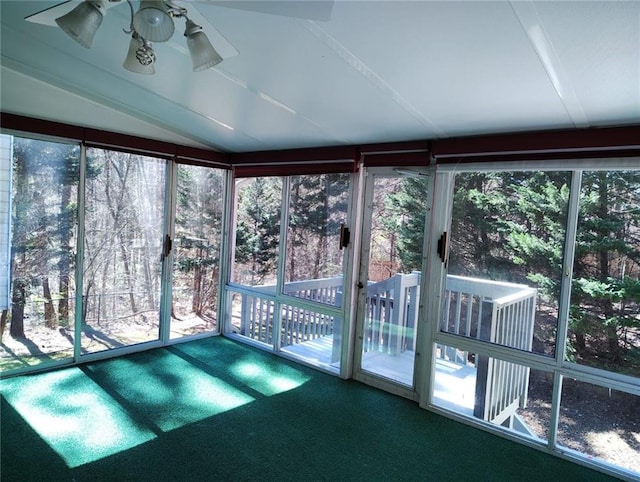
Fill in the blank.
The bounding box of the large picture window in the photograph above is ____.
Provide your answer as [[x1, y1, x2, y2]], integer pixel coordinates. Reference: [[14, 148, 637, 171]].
[[0, 134, 79, 370], [228, 172, 352, 372], [568, 170, 640, 377], [431, 164, 640, 478]]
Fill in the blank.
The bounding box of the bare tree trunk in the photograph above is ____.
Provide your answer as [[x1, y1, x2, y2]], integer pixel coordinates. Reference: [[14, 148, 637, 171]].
[[118, 237, 138, 314], [10, 279, 25, 338], [192, 263, 202, 315], [43, 278, 57, 328], [58, 184, 72, 323], [0, 309, 8, 341], [598, 173, 622, 363], [104, 156, 138, 315]]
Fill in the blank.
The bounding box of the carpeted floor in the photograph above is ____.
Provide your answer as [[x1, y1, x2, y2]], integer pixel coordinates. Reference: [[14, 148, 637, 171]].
[[0, 336, 616, 481]]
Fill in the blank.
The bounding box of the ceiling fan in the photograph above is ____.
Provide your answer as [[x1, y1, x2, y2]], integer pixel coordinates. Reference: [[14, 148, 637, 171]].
[[25, 0, 334, 75]]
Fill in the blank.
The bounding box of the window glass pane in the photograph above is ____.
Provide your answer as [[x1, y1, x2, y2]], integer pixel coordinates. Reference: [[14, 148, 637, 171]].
[[232, 177, 282, 291], [443, 172, 571, 356], [170, 165, 225, 339], [1, 135, 78, 371], [284, 173, 349, 306], [567, 170, 640, 377], [360, 175, 429, 386], [82, 148, 165, 354], [558, 378, 639, 475], [433, 343, 552, 442]]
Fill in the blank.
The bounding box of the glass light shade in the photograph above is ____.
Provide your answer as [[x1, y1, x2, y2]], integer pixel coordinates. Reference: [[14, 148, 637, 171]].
[[133, 1, 174, 42], [122, 35, 155, 75], [55, 1, 104, 49], [185, 20, 222, 71]]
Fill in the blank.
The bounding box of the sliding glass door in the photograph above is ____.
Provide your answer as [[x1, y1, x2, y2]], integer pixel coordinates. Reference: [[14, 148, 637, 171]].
[[81, 148, 167, 355], [1, 135, 229, 375], [169, 164, 226, 339]]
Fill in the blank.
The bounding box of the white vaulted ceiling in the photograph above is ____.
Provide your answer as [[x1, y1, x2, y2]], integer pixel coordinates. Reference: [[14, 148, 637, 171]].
[[1, 1, 639, 152]]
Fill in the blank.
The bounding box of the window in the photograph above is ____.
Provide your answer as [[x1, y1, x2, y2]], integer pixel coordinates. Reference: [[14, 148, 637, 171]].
[[232, 177, 282, 290], [170, 164, 226, 339], [430, 164, 640, 478], [568, 170, 640, 377], [228, 173, 352, 373], [82, 148, 166, 354], [285, 174, 350, 307], [442, 171, 571, 357], [0, 135, 79, 370]]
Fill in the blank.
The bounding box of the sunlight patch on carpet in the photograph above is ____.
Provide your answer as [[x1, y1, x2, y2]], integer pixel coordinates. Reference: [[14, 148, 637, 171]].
[[230, 360, 309, 395], [0, 368, 156, 468], [85, 350, 255, 431], [173, 338, 312, 396]]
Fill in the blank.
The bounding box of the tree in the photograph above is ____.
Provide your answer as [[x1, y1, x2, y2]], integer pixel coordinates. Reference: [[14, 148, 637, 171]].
[[428, 169, 639, 373], [569, 171, 640, 371], [382, 176, 431, 272], [286, 174, 349, 281], [173, 166, 224, 318], [9, 138, 80, 337], [234, 177, 282, 285]]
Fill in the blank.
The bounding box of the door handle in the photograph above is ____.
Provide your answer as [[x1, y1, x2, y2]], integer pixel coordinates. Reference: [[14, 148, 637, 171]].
[[437, 232, 448, 264], [339, 223, 350, 250], [162, 234, 172, 260]]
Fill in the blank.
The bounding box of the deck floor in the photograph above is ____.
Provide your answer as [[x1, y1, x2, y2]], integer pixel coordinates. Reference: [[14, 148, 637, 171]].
[[282, 335, 476, 416]]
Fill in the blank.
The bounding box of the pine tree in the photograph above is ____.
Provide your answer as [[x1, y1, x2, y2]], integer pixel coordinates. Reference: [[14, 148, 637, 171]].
[[234, 177, 282, 285], [382, 176, 431, 272], [569, 171, 640, 371]]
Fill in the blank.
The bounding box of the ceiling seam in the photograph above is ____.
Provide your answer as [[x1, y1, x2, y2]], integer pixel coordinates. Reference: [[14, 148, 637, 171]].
[[301, 19, 448, 139], [509, 0, 590, 129]]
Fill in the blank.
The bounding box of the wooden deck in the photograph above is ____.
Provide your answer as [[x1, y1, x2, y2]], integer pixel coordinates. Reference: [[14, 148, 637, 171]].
[[282, 335, 476, 416]]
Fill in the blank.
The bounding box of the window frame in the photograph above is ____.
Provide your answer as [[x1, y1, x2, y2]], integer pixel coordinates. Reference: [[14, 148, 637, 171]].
[[420, 158, 640, 480]]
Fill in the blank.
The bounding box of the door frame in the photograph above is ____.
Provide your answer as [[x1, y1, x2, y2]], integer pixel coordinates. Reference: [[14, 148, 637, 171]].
[[352, 166, 436, 401]]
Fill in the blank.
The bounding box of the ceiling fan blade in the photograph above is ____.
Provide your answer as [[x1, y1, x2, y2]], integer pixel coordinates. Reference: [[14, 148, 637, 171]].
[[25, 1, 77, 26], [209, 1, 334, 21], [25, 1, 119, 26]]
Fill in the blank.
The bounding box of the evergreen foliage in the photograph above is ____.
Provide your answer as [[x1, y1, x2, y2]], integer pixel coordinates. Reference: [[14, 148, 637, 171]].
[[234, 177, 282, 285]]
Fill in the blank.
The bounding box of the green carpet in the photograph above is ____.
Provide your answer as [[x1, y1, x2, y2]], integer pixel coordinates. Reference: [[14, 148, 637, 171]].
[[1, 337, 616, 481]]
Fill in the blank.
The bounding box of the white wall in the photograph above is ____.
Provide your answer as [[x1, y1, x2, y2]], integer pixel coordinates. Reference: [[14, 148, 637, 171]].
[[0, 134, 12, 310]]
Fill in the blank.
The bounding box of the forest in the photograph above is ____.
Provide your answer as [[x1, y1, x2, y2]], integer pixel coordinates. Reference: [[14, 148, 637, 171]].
[[0, 136, 225, 368], [2, 133, 639, 381], [382, 171, 639, 376]]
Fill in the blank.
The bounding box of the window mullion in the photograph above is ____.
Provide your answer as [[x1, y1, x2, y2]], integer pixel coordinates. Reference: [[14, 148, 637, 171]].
[[549, 169, 582, 450], [273, 176, 291, 352], [159, 159, 177, 344], [555, 170, 582, 365], [73, 143, 87, 363]]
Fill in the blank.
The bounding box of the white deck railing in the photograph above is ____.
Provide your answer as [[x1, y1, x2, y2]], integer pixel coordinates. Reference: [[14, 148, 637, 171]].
[[363, 272, 421, 356], [440, 275, 537, 425], [235, 273, 537, 426], [238, 277, 343, 346]]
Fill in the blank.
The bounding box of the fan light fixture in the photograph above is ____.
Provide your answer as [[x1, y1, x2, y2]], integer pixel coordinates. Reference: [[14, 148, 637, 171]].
[[54, 0, 222, 74], [55, 1, 106, 48], [185, 19, 223, 71], [133, 1, 174, 42]]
